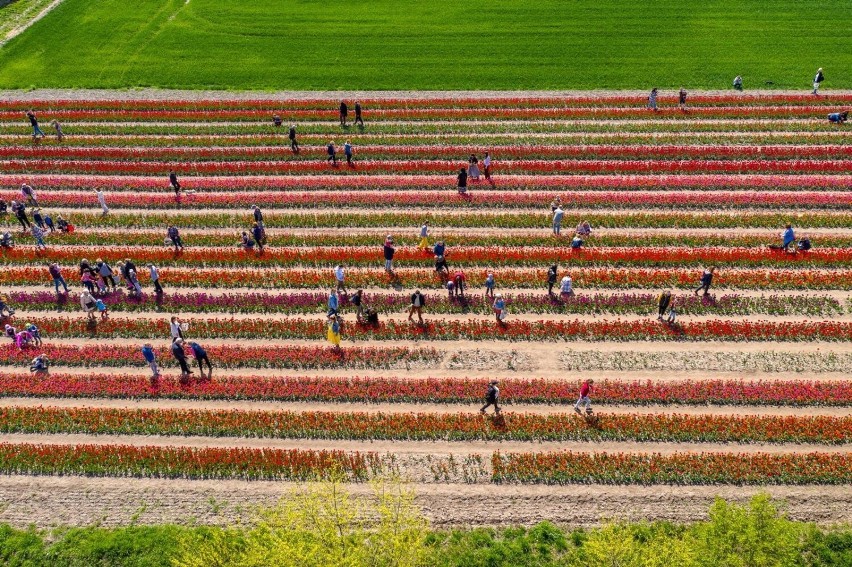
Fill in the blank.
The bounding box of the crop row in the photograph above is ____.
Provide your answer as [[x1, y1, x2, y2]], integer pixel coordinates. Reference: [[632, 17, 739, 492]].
[[3, 246, 850, 269], [6, 158, 852, 176], [8, 173, 851, 192], [14, 230, 852, 251], [4, 266, 850, 291], [7, 189, 852, 210], [491, 451, 852, 485], [1, 442, 850, 485], [7, 210, 850, 229], [0, 344, 441, 370], [8, 290, 845, 318], [5, 373, 852, 406], [3, 406, 851, 444], [8, 93, 852, 111], [6, 144, 852, 162], [15, 315, 852, 342]]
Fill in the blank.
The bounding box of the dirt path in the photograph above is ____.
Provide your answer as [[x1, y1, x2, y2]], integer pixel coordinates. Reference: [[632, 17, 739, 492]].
[[1, 474, 850, 528]]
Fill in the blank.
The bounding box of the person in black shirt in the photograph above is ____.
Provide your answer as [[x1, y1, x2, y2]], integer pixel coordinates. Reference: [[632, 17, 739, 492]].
[[457, 168, 468, 195], [547, 264, 558, 296], [339, 100, 348, 126], [327, 141, 337, 166], [408, 290, 426, 324], [272, 114, 283, 127], [169, 170, 181, 197], [479, 380, 501, 415], [354, 101, 364, 126], [289, 124, 299, 153]]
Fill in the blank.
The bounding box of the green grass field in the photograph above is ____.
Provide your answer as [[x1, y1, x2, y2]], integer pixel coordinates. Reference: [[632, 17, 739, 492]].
[[0, 0, 850, 90]]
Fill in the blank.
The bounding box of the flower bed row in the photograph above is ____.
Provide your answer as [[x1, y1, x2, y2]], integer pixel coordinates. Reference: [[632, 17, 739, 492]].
[[5, 144, 851, 162], [3, 266, 850, 291], [4, 374, 851, 406], [2, 406, 850, 444], [17, 230, 852, 251], [491, 451, 852, 485], [14, 316, 852, 342], [7, 173, 851, 192], [3, 245, 849, 269], [13, 210, 851, 230], [6, 158, 852, 176], [9, 290, 844, 318], [0, 443, 377, 480], [8, 189, 852, 210], [8, 93, 852, 111], [0, 344, 441, 369]]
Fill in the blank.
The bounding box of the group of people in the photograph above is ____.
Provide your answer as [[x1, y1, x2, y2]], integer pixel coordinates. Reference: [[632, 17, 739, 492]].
[[140, 318, 213, 382], [457, 152, 493, 193], [241, 206, 268, 251], [550, 197, 592, 248], [0, 184, 73, 250], [326, 140, 355, 166], [479, 378, 595, 416]]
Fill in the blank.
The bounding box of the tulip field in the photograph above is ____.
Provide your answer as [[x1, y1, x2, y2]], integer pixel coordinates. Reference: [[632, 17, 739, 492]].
[[0, 92, 851, 528]]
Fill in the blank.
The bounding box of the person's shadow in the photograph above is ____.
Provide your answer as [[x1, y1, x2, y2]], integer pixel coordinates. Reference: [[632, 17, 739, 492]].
[[85, 318, 98, 334], [489, 413, 508, 432]]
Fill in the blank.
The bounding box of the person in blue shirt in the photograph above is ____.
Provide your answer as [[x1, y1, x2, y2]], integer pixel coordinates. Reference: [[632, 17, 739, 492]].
[[141, 343, 159, 379], [252, 222, 265, 253], [782, 224, 796, 252], [189, 341, 213, 376], [344, 141, 353, 166], [327, 141, 337, 165], [492, 294, 507, 323], [328, 289, 339, 316]]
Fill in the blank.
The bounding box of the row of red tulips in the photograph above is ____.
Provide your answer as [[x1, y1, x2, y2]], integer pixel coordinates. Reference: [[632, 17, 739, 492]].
[[3, 374, 850, 406], [2, 406, 849, 444]]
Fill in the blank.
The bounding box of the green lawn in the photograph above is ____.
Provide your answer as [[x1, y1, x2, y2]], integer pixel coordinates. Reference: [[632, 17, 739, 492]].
[[0, 0, 849, 90]]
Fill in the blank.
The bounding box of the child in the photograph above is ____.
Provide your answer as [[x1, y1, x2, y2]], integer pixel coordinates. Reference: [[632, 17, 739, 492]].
[[81, 271, 95, 293], [96, 274, 108, 295], [666, 303, 677, 325], [446, 279, 455, 298], [4, 324, 16, 340], [96, 298, 109, 320], [484, 272, 495, 299], [493, 294, 507, 323]]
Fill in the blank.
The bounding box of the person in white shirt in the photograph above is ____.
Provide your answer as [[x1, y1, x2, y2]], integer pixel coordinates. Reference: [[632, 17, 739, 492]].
[[560, 275, 574, 298], [169, 316, 184, 342], [148, 264, 163, 294], [96, 189, 109, 215], [334, 264, 347, 294], [483, 151, 494, 186], [553, 206, 564, 236]]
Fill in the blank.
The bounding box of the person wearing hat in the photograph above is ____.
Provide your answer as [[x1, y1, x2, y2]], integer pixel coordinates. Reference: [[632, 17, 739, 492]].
[[813, 68, 825, 95], [383, 237, 395, 273], [480, 380, 501, 415]]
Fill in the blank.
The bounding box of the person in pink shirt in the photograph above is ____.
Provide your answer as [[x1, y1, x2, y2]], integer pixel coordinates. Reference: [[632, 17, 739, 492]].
[[15, 330, 32, 350]]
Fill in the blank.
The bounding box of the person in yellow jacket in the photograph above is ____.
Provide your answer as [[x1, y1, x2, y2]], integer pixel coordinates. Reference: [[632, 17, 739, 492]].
[[327, 314, 342, 348], [418, 222, 430, 249]]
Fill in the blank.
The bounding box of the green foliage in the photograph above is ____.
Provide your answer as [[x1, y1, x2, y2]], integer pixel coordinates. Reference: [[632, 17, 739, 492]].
[[0, 0, 850, 89]]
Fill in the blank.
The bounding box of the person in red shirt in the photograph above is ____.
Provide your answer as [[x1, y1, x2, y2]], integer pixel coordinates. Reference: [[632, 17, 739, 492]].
[[453, 270, 466, 297], [574, 379, 594, 415]]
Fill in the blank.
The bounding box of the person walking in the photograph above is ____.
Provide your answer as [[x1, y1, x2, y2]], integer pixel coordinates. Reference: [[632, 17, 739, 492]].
[[678, 87, 687, 110], [189, 341, 213, 377], [327, 314, 342, 348], [252, 205, 264, 228], [21, 183, 37, 207], [127, 268, 143, 296], [457, 167, 468, 195], [50, 120, 64, 142], [574, 379, 594, 415], [12, 201, 31, 230], [80, 290, 97, 320], [43, 213, 55, 232], [339, 100, 348, 126], [327, 288, 339, 316], [327, 141, 337, 166], [694, 266, 716, 296], [647, 88, 659, 111], [383, 237, 395, 273], [48, 262, 69, 294], [408, 290, 426, 324], [813, 68, 825, 95], [32, 209, 46, 230], [479, 380, 501, 415], [483, 151, 494, 186], [351, 289, 364, 322], [354, 101, 364, 126], [170, 316, 184, 342], [167, 225, 184, 251], [141, 343, 159, 379], [31, 225, 46, 250], [288, 124, 299, 152], [252, 222, 265, 253], [656, 291, 672, 321], [96, 189, 109, 216], [171, 338, 193, 380], [96, 259, 117, 291], [547, 264, 558, 296], [552, 205, 564, 236], [492, 294, 507, 323], [484, 271, 495, 299], [418, 222, 430, 250], [168, 170, 181, 197], [560, 274, 575, 299], [26, 110, 45, 139], [344, 141, 353, 166], [334, 264, 347, 294], [147, 264, 163, 294]]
